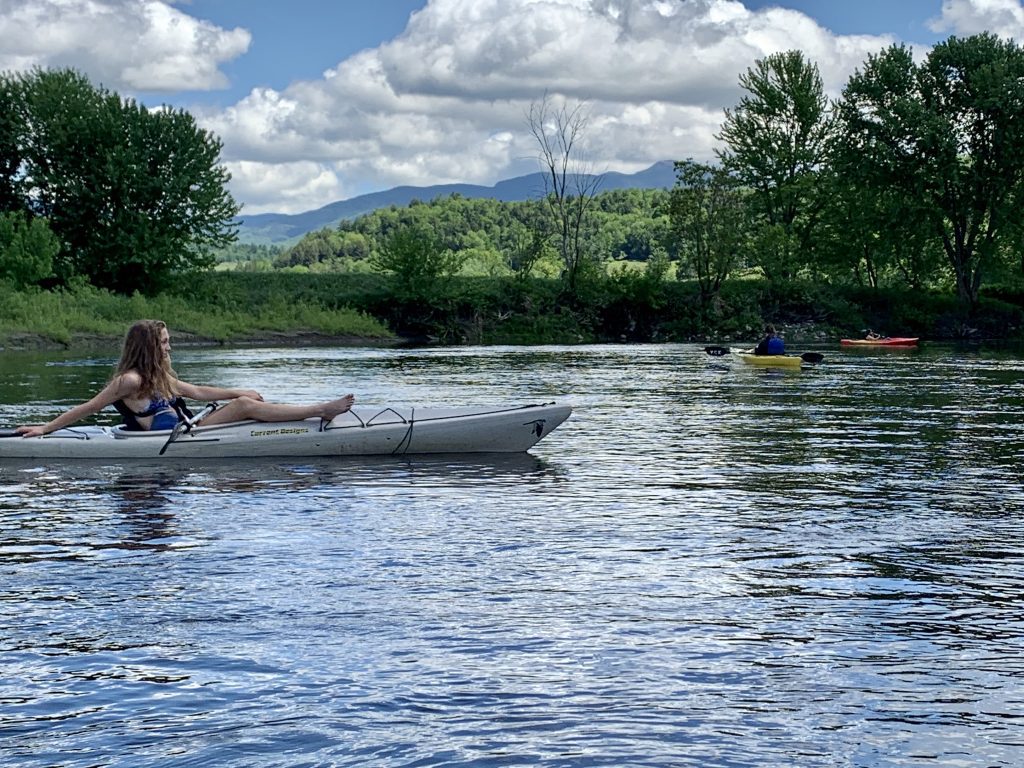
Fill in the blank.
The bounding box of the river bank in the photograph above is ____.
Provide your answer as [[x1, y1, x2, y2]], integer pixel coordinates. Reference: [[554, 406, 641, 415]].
[[4, 273, 1023, 352], [0, 329, 401, 352]]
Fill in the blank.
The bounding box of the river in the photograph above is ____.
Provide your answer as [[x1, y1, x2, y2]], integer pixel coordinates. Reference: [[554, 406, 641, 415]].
[[1, 342, 1022, 767]]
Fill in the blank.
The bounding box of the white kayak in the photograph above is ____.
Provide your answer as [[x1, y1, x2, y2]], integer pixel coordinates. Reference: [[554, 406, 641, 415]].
[[0, 403, 571, 459]]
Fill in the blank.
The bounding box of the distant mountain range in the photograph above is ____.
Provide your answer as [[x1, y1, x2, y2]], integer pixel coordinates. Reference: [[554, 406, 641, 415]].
[[235, 160, 677, 245]]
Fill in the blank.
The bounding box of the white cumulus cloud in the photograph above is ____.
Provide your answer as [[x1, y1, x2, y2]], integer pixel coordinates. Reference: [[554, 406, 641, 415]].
[[0, 0, 249, 91], [209, 0, 912, 213], [930, 0, 1024, 38], [2, 0, 974, 213]]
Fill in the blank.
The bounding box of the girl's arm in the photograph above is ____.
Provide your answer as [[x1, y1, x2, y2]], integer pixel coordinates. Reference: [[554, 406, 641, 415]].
[[175, 380, 264, 403], [18, 374, 139, 437]]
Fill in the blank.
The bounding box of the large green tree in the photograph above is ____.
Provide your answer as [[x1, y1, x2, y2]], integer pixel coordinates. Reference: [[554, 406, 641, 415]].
[[837, 34, 1024, 305], [815, 168, 943, 290], [669, 160, 748, 305], [717, 50, 835, 281], [1, 67, 239, 294]]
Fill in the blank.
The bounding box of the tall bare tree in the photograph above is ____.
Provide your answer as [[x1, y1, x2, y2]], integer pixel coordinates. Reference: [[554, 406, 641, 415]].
[[527, 94, 602, 296]]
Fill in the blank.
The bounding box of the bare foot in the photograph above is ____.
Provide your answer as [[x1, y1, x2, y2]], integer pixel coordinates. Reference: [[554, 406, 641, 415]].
[[322, 394, 355, 420]]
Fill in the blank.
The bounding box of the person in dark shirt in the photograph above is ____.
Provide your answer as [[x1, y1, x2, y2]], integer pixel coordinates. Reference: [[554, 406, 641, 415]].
[[754, 324, 785, 355]]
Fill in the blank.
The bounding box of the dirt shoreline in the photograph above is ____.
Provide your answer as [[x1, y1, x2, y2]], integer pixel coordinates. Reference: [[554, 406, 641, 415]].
[[0, 330, 403, 352]]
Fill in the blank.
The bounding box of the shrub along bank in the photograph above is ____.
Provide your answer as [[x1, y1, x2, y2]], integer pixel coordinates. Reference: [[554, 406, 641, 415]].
[[3, 273, 1022, 350]]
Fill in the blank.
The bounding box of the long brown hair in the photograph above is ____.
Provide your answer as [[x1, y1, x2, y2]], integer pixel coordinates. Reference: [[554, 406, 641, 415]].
[[113, 320, 178, 399]]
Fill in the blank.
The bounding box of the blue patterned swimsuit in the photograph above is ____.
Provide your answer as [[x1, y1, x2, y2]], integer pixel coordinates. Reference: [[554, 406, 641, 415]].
[[114, 395, 180, 431]]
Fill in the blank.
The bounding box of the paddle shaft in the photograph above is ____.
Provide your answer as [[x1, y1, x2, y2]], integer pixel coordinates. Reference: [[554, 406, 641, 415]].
[[159, 402, 218, 455]]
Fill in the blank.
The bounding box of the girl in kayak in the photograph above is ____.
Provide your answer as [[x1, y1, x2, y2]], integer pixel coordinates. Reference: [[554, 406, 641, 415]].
[[16, 319, 355, 437], [753, 324, 785, 355]]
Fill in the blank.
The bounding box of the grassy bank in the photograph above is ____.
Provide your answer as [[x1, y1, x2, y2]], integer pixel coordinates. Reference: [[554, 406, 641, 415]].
[[3, 273, 1023, 350], [0, 281, 395, 349]]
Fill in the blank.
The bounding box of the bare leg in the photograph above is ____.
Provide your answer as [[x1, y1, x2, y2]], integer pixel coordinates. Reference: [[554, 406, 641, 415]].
[[200, 394, 354, 426]]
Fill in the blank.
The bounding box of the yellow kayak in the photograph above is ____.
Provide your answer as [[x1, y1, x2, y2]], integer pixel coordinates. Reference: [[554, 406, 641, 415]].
[[730, 348, 819, 368]]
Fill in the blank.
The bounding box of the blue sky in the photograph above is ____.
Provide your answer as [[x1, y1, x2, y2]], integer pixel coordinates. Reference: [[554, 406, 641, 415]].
[[152, 1, 428, 107], [0, 0, 1017, 215], [745, 0, 944, 40]]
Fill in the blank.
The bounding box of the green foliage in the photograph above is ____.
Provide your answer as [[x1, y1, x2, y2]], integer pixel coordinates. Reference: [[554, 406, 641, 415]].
[[276, 229, 344, 268], [1, 67, 239, 295], [214, 242, 285, 264], [669, 160, 748, 303], [370, 224, 466, 298], [3, 269, 1023, 350], [813, 168, 944, 289], [0, 76, 26, 213], [599, 253, 673, 340], [0, 279, 392, 346], [718, 50, 836, 281], [0, 211, 58, 287], [278, 189, 673, 291], [837, 34, 1024, 305]]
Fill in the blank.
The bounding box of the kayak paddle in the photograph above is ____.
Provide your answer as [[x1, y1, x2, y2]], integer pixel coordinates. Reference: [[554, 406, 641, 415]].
[[159, 402, 218, 455]]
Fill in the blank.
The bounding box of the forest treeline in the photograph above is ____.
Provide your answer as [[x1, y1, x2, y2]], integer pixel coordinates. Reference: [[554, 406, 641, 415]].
[[3, 34, 1024, 345]]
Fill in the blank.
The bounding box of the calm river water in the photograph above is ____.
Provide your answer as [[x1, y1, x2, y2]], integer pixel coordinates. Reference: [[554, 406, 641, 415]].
[[1, 342, 1022, 767]]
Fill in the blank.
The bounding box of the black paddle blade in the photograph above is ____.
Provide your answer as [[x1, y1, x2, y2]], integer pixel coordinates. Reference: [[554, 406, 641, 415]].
[[704, 346, 730, 357], [801, 352, 825, 365]]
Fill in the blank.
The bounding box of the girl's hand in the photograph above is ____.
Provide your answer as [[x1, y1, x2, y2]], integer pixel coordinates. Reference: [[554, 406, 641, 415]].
[[17, 425, 47, 438], [239, 390, 264, 401]]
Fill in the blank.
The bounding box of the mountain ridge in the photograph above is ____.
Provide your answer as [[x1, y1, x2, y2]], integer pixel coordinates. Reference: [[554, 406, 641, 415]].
[[236, 160, 677, 245]]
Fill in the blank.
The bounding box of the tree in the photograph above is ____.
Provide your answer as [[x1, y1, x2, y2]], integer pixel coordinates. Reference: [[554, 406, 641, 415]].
[[3, 68, 239, 294], [669, 160, 748, 304], [717, 51, 835, 281], [370, 224, 465, 298], [0, 211, 58, 287], [836, 34, 1024, 305], [0, 76, 26, 213], [527, 94, 603, 296], [279, 229, 343, 267], [815, 168, 942, 290]]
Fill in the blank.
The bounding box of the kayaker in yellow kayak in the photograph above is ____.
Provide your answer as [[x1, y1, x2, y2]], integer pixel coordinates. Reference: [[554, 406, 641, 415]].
[[753, 324, 785, 356]]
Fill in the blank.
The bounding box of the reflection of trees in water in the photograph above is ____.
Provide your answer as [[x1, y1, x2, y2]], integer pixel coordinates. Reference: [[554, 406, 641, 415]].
[[1, 453, 566, 557]]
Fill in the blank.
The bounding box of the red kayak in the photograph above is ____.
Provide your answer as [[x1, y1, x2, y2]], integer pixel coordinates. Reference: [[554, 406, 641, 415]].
[[840, 337, 919, 347]]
